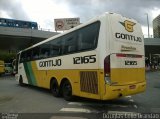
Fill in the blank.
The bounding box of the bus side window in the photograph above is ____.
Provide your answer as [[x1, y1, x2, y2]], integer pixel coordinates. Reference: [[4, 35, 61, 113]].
[[20, 51, 29, 62], [26, 50, 32, 61], [50, 47, 60, 56], [68, 46, 76, 52], [49, 38, 62, 56], [39, 43, 51, 59], [61, 32, 77, 54], [77, 22, 100, 51], [32, 47, 40, 60], [20, 52, 25, 63]]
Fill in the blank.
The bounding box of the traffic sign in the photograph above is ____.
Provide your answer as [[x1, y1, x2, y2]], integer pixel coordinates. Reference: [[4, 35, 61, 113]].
[[54, 18, 80, 31]]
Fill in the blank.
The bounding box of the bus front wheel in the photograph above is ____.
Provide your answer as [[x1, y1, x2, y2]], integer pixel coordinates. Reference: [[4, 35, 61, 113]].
[[19, 76, 24, 86], [62, 80, 73, 101]]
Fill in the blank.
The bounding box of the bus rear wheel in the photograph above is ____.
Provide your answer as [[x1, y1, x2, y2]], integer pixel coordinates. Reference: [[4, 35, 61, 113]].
[[62, 80, 73, 101], [50, 79, 60, 97]]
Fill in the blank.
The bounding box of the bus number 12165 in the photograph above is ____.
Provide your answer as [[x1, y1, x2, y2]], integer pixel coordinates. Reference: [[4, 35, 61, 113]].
[[73, 55, 96, 64]]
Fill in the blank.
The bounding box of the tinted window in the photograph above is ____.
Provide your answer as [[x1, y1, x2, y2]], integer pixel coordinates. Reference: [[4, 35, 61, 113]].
[[20, 52, 25, 63], [26, 50, 32, 61], [77, 22, 100, 51], [39, 43, 51, 59], [49, 38, 62, 57], [19, 21, 100, 62], [32, 47, 40, 60], [5, 64, 12, 67], [20, 49, 32, 62], [61, 32, 77, 54]]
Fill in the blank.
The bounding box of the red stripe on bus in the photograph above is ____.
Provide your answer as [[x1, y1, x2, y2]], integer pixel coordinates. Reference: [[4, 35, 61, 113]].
[[116, 54, 142, 58]]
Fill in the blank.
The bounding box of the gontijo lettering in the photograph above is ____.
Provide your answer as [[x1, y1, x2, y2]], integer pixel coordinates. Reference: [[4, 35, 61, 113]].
[[115, 33, 142, 42], [39, 59, 61, 67]]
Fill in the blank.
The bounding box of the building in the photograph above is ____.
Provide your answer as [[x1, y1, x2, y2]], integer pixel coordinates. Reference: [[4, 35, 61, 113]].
[[153, 14, 160, 38], [0, 25, 59, 62]]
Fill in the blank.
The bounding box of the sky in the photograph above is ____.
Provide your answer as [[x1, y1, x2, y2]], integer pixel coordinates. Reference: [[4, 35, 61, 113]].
[[0, 0, 160, 37]]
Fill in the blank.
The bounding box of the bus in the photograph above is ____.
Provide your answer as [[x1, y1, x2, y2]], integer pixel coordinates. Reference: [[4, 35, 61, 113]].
[[0, 18, 38, 29], [0, 60, 5, 76], [15, 12, 146, 101]]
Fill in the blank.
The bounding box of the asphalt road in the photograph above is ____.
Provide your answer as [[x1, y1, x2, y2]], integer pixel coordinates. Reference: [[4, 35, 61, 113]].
[[0, 71, 160, 119]]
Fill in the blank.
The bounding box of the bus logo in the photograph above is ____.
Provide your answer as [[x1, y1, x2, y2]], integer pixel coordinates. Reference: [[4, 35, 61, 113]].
[[120, 20, 136, 32]]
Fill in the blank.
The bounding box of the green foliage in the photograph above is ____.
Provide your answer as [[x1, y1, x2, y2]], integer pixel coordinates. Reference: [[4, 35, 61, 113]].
[[0, 51, 16, 63]]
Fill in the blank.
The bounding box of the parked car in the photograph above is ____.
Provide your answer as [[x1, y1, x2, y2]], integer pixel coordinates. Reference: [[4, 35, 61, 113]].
[[4, 63, 13, 74]]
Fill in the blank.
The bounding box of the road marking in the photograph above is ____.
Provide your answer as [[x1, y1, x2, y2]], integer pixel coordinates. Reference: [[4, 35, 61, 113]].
[[106, 103, 129, 108], [107, 111, 138, 114], [68, 102, 83, 106], [125, 96, 132, 98], [129, 99, 134, 102], [60, 108, 98, 113], [50, 116, 87, 119], [68, 102, 129, 108]]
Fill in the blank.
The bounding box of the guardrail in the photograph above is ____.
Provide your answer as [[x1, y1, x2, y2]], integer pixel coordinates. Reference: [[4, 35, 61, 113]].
[[143, 34, 154, 38]]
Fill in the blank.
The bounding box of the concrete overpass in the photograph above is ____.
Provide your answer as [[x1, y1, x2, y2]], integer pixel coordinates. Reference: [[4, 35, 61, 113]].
[[144, 38, 160, 57], [0, 26, 59, 52]]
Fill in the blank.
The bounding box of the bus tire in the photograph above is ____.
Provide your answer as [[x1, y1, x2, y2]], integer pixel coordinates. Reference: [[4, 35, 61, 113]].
[[50, 79, 60, 97], [62, 80, 73, 101], [19, 76, 24, 86]]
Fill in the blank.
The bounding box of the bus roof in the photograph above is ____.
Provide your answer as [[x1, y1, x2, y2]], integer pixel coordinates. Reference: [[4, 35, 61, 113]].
[[19, 12, 138, 53]]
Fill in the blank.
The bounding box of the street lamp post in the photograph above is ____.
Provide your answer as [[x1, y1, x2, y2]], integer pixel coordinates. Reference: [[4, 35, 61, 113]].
[[145, 13, 150, 38]]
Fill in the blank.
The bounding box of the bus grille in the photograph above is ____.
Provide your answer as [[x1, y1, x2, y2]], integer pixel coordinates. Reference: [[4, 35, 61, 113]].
[[80, 71, 98, 94]]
